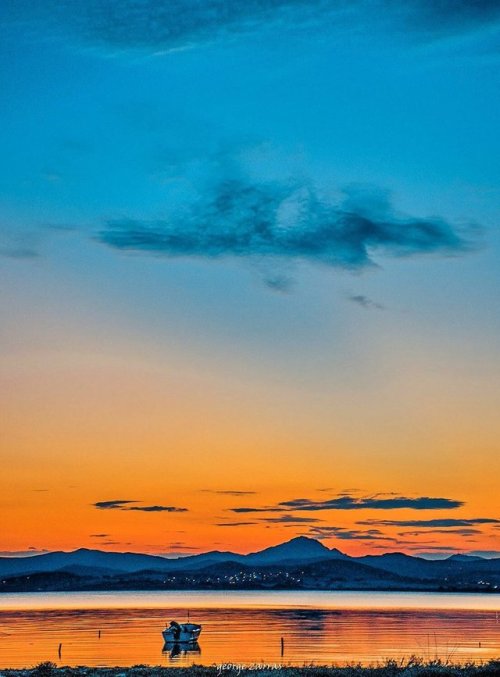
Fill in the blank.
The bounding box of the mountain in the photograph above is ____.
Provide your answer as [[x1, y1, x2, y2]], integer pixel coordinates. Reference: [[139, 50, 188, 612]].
[[447, 554, 485, 562], [0, 537, 342, 577], [0, 548, 176, 577], [245, 536, 346, 565], [356, 553, 438, 579], [1, 538, 499, 593]]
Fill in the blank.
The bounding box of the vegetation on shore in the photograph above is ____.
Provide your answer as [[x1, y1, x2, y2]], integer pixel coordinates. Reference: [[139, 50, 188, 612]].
[[1, 660, 500, 677]]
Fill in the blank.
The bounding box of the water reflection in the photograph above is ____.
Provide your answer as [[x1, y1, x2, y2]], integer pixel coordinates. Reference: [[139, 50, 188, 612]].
[[162, 641, 201, 662], [0, 592, 498, 669]]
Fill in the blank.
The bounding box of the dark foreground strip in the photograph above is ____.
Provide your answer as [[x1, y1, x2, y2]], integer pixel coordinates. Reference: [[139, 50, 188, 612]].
[[1, 660, 500, 677]]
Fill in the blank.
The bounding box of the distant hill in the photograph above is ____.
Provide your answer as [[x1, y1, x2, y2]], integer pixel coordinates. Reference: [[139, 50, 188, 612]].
[[245, 536, 346, 565], [1, 537, 499, 593], [0, 548, 175, 577], [0, 537, 342, 577]]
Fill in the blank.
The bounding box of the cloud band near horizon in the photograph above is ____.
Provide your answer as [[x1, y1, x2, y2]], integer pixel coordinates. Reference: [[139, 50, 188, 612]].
[[230, 493, 464, 513]]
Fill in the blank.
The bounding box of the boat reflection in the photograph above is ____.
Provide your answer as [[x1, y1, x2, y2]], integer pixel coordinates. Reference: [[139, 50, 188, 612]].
[[162, 640, 201, 661]]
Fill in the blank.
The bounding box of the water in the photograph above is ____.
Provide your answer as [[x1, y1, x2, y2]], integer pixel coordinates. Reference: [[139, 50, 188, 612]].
[[0, 591, 498, 668]]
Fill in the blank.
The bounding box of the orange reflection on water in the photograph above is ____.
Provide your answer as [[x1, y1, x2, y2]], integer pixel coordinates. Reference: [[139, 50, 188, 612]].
[[1, 590, 500, 611], [0, 592, 499, 669]]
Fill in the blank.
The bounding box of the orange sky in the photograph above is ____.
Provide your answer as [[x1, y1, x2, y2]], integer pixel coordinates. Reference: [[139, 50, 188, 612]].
[[1, 0, 500, 560], [2, 272, 499, 557]]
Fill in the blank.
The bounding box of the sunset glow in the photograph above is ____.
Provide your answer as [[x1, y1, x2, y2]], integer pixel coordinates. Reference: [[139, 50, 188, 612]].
[[1, 0, 499, 562]]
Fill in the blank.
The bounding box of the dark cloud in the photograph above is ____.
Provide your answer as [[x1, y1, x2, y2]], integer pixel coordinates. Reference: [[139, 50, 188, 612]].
[[127, 505, 188, 512], [93, 500, 138, 510], [98, 181, 469, 277], [216, 521, 256, 527], [218, 515, 322, 524], [4, 1, 499, 55], [279, 494, 464, 511], [202, 489, 257, 496], [100, 541, 121, 546], [307, 526, 396, 541], [357, 518, 499, 527], [90, 533, 110, 538], [264, 274, 294, 293], [230, 507, 285, 514], [402, 0, 500, 34], [230, 493, 463, 513], [348, 294, 384, 310], [93, 500, 187, 512], [398, 529, 481, 537], [259, 515, 323, 524]]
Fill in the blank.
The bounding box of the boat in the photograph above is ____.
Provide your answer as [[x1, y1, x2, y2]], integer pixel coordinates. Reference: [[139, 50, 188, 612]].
[[162, 620, 202, 643]]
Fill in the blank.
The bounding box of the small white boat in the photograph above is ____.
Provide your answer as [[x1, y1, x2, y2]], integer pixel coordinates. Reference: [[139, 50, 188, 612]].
[[162, 621, 202, 643]]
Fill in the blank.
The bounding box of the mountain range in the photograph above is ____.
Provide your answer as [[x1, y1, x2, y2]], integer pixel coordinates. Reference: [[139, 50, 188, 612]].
[[1, 537, 499, 593]]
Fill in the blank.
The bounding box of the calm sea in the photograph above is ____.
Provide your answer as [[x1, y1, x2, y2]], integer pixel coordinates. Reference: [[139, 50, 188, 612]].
[[0, 591, 499, 668]]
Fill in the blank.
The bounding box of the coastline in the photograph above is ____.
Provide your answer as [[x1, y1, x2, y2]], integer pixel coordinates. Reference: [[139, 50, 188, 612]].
[[1, 661, 500, 677]]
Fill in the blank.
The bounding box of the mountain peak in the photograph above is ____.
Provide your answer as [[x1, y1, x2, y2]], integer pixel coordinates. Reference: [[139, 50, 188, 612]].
[[246, 535, 343, 564]]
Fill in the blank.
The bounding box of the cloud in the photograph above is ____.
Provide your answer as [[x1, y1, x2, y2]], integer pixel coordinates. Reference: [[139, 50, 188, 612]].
[[90, 533, 110, 538], [0, 548, 51, 557], [127, 505, 188, 512], [403, 0, 500, 35], [348, 294, 384, 310], [5, 1, 500, 56], [469, 550, 500, 559], [202, 489, 257, 496], [230, 493, 463, 513], [93, 500, 138, 510], [0, 231, 40, 260], [278, 494, 464, 511], [306, 526, 396, 541], [398, 529, 481, 537], [98, 181, 470, 280], [93, 500, 188, 512], [357, 518, 499, 527], [231, 507, 285, 514], [259, 515, 323, 524], [218, 515, 322, 525]]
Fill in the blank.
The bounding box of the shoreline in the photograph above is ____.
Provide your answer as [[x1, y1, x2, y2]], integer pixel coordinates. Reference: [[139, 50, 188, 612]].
[[1, 661, 500, 677]]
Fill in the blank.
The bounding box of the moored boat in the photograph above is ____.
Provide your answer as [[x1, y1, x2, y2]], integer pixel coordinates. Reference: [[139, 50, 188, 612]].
[[162, 620, 202, 643]]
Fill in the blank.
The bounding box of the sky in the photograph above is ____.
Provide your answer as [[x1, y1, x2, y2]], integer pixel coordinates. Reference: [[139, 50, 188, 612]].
[[1, 0, 500, 559]]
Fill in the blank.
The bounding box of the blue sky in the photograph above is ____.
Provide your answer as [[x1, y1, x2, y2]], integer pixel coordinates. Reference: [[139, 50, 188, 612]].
[[1, 1, 500, 556]]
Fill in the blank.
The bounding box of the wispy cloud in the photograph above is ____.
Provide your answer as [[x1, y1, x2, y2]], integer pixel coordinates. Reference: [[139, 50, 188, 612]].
[[398, 529, 481, 537], [0, 548, 51, 557], [128, 505, 188, 512], [357, 518, 499, 527], [281, 494, 463, 511], [5, 1, 500, 56], [258, 515, 323, 524], [98, 181, 470, 282], [306, 526, 396, 541], [93, 500, 188, 512], [0, 231, 40, 260], [231, 507, 285, 514], [94, 500, 139, 510], [217, 515, 323, 526], [469, 550, 500, 559], [202, 489, 257, 496], [230, 493, 463, 513], [348, 294, 384, 310]]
